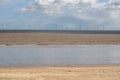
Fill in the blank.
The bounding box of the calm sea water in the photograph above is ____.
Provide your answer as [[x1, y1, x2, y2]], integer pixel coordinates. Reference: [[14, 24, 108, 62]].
[[0, 45, 120, 66]]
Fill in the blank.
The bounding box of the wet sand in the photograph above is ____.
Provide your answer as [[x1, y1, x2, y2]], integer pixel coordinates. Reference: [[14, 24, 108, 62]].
[[0, 65, 120, 80], [0, 32, 120, 45]]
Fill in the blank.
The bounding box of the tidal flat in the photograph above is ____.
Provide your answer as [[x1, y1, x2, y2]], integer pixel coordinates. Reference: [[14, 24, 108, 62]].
[[0, 32, 120, 45]]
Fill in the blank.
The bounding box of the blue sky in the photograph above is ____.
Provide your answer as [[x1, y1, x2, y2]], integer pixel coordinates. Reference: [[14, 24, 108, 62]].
[[0, 0, 120, 30]]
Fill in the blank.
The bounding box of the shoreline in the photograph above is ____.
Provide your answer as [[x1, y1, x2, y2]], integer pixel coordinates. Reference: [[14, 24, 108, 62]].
[[1, 30, 120, 34], [0, 64, 120, 67]]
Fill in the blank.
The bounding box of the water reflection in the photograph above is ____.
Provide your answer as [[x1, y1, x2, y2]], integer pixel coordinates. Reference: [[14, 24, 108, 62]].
[[0, 45, 120, 66]]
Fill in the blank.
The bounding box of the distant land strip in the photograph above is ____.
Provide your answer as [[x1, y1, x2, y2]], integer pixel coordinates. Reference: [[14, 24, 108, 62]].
[[0, 30, 120, 34]]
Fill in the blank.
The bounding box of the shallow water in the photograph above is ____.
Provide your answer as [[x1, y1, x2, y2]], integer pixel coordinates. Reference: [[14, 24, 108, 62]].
[[0, 45, 120, 66]]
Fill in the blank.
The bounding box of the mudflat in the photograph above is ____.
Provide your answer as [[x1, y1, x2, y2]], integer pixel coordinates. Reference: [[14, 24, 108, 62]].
[[0, 32, 120, 45], [0, 66, 120, 80]]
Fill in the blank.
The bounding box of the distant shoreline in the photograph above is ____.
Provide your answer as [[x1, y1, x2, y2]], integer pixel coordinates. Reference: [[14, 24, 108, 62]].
[[1, 30, 120, 34]]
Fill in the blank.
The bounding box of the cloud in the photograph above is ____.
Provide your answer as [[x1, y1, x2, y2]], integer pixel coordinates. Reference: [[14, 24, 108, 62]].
[[19, 0, 98, 14], [35, 0, 97, 5], [19, 0, 120, 28], [104, 0, 120, 9], [35, 0, 55, 5], [0, 0, 11, 4], [101, 0, 120, 19]]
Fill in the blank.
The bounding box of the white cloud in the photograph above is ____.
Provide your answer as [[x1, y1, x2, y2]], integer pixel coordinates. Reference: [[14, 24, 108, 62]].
[[60, 0, 81, 4], [19, 0, 120, 27], [82, 0, 97, 4], [35, 0, 55, 5], [104, 0, 120, 9], [34, 0, 97, 5], [19, 0, 98, 14]]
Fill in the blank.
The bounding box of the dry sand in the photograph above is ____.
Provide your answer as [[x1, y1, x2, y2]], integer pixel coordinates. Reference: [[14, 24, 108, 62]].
[[0, 66, 120, 80], [0, 32, 120, 45]]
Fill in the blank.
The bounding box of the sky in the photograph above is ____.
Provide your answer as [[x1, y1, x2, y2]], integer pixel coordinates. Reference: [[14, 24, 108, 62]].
[[0, 0, 120, 30]]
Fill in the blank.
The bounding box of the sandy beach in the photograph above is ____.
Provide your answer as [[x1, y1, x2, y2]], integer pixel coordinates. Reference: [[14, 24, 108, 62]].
[[0, 32, 120, 80], [0, 65, 120, 80], [0, 32, 120, 45]]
